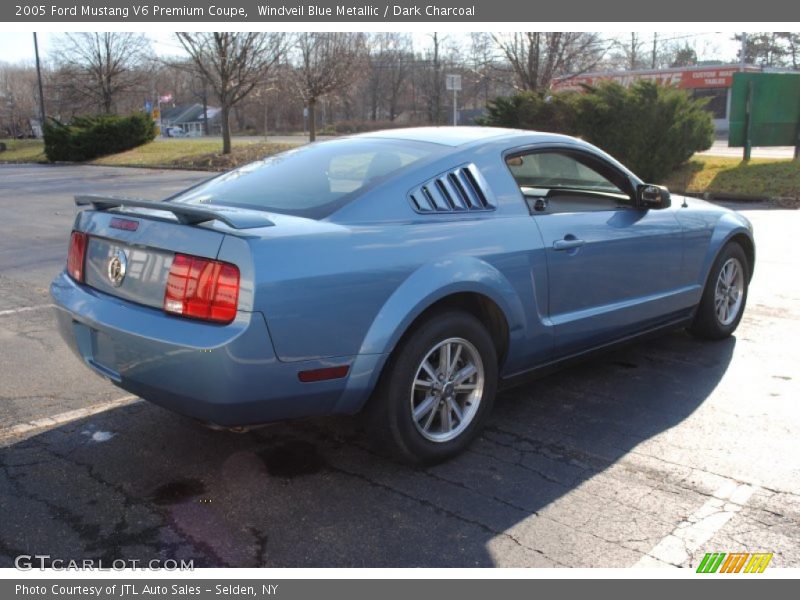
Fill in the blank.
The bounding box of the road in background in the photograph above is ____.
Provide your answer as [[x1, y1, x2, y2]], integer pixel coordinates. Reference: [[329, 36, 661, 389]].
[[1, 164, 798, 568], [699, 140, 796, 159]]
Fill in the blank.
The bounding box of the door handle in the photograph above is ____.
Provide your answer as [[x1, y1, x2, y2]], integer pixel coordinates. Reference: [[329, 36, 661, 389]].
[[553, 237, 586, 251]]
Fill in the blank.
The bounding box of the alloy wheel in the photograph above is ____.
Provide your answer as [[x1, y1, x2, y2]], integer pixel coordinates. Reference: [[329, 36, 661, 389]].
[[714, 257, 744, 326], [409, 337, 485, 443]]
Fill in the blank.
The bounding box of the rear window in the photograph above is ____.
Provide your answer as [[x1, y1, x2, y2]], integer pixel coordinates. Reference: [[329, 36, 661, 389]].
[[171, 138, 439, 218]]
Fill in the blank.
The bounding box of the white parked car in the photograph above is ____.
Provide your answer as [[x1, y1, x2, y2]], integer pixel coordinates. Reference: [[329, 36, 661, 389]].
[[163, 126, 186, 138]]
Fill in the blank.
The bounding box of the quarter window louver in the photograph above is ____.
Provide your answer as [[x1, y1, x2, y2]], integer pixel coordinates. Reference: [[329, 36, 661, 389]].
[[408, 165, 494, 214]]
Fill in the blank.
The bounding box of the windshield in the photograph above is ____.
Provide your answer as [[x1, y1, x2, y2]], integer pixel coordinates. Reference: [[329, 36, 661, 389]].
[[170, 138, 440, 218]]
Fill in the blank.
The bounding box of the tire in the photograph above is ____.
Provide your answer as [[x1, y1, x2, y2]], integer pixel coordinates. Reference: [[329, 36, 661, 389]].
[[688, 242, 750, 340], [363, 310, 498, 465]]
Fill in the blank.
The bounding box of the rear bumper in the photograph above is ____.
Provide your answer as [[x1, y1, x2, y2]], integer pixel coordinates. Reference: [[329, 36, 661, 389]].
[[50, 272, 382, 426]]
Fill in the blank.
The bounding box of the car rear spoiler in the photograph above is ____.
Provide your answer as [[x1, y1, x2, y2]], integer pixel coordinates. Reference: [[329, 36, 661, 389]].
[[75, 195, 274, 230]]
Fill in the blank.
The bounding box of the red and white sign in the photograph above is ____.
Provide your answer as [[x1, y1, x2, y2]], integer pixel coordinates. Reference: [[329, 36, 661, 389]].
[[553, 66, 759, 92]]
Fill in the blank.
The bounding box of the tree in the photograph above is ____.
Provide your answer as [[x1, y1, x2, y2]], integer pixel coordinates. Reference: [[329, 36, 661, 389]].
[[292, 33, 367, 141], [603, 34, 695, 71], [735, 33, 786, 67], [776, 32, 800, 69], [0, 63, 40, 137], [467, 33, 495, 106], [620, 33, 646, 70], [491, 32, 606, 91], [670, 44, 698, 68], [365, 33, 411, 121], [463, 33, 518, 111], [421, 33, 446, 124], [56, 33, 150, 114], [176, 32, 288, 154]]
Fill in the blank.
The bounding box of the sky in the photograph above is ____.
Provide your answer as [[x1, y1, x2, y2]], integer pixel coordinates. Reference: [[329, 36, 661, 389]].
[[0, 31, 744, 67], [0, 31, 182, 63]]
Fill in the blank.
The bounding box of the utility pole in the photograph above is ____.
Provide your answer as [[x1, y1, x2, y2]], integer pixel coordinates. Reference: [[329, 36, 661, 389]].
[[33, 33, 46, 136], [740, 32, 748, 69], [651, 33, 657, 69], [743, 80, 753, 162]]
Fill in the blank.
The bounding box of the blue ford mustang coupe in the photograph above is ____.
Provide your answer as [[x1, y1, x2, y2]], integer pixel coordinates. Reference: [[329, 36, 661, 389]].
[[51, 127, 754, 463]]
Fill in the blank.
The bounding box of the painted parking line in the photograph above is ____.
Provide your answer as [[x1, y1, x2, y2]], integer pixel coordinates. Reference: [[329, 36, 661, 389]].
[[0, 395, 140, 442], [633, 481, 757, 568], [0, 304, 55, 317]]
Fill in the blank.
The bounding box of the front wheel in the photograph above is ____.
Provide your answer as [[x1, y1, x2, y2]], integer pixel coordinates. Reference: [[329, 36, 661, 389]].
[[688, 242, 750, 340], [364, 310, 498, 464]]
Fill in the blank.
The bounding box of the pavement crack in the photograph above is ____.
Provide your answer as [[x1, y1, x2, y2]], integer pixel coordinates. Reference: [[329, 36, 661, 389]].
[[470, 437, 583, 487], [484, 425, 610, 473], [323, 461, 568, 567], [249, 527, 269, 567], [5, 442, 226, 566]]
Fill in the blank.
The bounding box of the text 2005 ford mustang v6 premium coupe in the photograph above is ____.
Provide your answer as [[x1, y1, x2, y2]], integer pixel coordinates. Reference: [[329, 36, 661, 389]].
[[51, 127, 754, 463]]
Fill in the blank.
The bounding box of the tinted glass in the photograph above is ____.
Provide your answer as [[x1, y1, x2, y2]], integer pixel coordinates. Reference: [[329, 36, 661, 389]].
[[170, 138, 438, 218], [506, 152, 623, 194]]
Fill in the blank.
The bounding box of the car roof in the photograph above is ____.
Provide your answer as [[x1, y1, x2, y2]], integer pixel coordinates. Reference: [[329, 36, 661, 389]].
[[353, 126, 538, 147]]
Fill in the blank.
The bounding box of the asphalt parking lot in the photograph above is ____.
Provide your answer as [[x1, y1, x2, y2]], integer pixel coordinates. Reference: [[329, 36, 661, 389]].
[[0, 164, 798, 568]]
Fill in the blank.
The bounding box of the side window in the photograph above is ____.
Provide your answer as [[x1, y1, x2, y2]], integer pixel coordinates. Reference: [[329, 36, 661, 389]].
[[505, 151, 632, 214]]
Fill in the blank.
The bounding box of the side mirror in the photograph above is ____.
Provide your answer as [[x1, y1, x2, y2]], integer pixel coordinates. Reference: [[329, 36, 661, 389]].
[[636, 184, 671, 210]]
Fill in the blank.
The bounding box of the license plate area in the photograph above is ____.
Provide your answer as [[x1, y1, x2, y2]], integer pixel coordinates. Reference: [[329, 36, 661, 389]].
[[85, 237, 174, 310], [73, 321, 121, 382]]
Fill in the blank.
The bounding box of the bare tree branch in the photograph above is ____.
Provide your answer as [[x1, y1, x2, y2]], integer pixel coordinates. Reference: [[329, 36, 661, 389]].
[[55, 32, 150, 114], [176, 32, 288, 153], [490, 32, 606, 92], [291, 32, 368, 141]]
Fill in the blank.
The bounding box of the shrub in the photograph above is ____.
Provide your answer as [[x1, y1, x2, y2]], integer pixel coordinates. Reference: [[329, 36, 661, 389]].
[[328, 120, 407, 135], [480, 81, 715, 182], [43, 113, 157, 162], [574, 81, 715, 181], [478, 91, 579, 133]]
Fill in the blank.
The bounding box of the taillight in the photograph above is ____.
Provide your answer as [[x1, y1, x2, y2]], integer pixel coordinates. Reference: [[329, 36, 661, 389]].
[[67, 231, 88, 282], [164, 254, 240, 324]]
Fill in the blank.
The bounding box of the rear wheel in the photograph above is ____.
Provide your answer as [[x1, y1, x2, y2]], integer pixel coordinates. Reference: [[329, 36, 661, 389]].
[[364, 310, 498, 464], [688, 242, 749, 340]]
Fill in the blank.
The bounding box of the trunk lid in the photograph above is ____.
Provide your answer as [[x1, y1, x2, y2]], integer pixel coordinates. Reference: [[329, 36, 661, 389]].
[[74, 196, 270, 310]]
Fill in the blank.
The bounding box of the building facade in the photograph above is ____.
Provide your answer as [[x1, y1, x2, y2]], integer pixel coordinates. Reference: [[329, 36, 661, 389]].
[[159, 104, 221, 137]]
